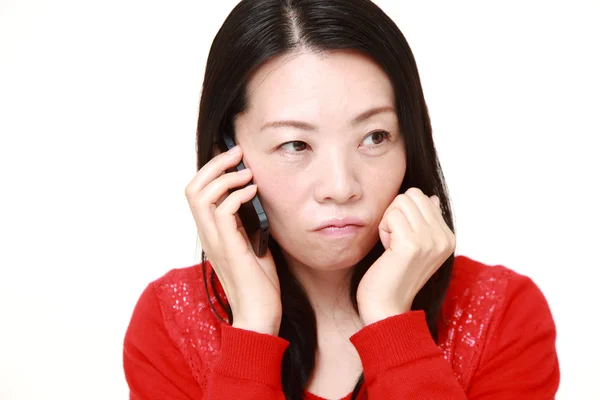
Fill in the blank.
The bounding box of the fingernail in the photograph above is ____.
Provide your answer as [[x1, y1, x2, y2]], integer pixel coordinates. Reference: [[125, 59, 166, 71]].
[[228, 145, 241, 154]]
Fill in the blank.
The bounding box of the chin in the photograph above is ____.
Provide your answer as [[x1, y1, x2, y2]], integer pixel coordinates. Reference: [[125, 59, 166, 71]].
[[288, 243, 371, 271], [271, 227, 379, 270]]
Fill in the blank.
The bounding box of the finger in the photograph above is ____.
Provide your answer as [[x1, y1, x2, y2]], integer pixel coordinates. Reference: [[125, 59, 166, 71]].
[[189, 169, 253, 246], [184, 146, 243, 198], [198, 168, 254, 207], [214, 184, 259, 257], [423, 195, 455, 252], [379, 207, 413, 251], [404, 188, 441, 228], [386, 194, 428, 233], [427, 194, 454, 237]]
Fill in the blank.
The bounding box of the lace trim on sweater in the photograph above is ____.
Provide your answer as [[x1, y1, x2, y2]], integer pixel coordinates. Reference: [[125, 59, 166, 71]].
[[154, 259, 512, 390]]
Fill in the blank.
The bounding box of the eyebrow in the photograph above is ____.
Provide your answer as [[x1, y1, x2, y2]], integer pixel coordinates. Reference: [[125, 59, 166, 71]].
[[260, 106, 396, 132]]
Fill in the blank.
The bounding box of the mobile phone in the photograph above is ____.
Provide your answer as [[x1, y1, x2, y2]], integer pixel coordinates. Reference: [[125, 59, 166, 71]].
[[217, 132, 269, 257]]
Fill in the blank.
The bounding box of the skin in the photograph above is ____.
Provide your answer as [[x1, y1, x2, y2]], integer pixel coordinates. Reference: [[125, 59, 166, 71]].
[[186, 48, 455, 398], [234, 49, 408, 321]]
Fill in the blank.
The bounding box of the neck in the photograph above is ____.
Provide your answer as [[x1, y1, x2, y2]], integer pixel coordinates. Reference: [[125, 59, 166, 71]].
[[284, 256, 362, 328]]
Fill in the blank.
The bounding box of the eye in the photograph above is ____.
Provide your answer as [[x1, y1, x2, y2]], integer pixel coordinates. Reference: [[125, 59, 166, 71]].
[[280, 141, 309, 153], [362, 130, 390, 146]]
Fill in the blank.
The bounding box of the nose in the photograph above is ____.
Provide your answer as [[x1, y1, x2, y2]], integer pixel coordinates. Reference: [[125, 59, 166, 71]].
[[314, 151, 362, 204]]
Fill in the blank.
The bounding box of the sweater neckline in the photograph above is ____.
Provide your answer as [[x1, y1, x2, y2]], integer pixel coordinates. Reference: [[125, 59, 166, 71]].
[[304, 388, 353, 400]]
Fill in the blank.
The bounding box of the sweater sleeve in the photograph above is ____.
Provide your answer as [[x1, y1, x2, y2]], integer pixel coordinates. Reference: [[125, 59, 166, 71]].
[[349, 274, 559, 399], [466, 273, 560, 398], [350, 310, 466, 399], [208, 324, 289, 399], [123, 282, 289, 400]]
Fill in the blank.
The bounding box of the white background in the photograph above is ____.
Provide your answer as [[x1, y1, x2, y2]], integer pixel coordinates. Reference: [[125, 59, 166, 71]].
[[1, 0, 598, 398]]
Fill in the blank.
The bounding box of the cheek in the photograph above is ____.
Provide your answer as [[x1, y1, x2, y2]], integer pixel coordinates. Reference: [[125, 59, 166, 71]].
[[364, 160, 406, 214], [247, 162, 303, 229]]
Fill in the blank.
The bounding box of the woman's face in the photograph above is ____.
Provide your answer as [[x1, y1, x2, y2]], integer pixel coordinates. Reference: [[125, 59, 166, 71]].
[[235, 50, 406, 271]]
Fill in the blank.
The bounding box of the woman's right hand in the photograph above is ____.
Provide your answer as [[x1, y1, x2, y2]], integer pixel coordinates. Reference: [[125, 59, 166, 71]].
[[185, 144, 282, 336]]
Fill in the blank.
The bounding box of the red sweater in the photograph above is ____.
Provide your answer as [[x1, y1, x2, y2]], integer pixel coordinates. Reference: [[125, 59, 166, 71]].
[[123, 255, 559, 399]]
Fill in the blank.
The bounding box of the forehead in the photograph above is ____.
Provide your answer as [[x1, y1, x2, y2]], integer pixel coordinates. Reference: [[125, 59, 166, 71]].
[[244, 50, 395, 119]]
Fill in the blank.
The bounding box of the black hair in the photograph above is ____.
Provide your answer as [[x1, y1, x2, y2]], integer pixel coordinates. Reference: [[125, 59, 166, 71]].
[[195, 1, 455, 399]]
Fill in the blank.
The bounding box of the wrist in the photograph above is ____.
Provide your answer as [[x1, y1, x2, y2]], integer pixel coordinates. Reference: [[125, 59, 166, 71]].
[[359, 305, 410, 327], [232, 317, 281, 336]]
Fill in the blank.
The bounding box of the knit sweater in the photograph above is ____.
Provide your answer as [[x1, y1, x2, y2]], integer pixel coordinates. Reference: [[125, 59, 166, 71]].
[[123, 255, 560, 399]]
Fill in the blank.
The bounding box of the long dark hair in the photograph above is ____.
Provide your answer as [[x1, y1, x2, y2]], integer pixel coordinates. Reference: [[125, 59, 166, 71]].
[[195, 1, 455, 399]]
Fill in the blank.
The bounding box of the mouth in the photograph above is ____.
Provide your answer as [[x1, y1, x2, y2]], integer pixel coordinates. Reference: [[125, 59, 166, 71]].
[[314, 217, 366, 230], [313, 218, 366, 237]]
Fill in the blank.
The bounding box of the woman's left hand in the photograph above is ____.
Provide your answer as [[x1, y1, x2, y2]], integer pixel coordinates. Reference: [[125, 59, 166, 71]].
[[356, 187, 456, 326]]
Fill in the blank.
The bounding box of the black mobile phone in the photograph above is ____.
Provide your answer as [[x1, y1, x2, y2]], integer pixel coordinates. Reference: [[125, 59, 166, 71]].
[[217, 133, 269, 257]]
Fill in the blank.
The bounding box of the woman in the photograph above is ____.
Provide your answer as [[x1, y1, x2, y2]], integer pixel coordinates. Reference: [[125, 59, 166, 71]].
[[123, 1, 560, 399]]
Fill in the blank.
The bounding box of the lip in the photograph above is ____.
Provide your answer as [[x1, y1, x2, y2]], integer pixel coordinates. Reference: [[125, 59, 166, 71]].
[[313, 217, 366, 231], [315, 225, 363, 238]]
